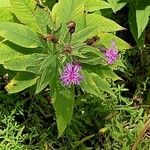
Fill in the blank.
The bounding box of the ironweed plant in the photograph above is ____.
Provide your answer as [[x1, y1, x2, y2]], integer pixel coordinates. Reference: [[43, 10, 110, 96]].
[[0, 0, 130, 137], [0, 0, 150, 149]]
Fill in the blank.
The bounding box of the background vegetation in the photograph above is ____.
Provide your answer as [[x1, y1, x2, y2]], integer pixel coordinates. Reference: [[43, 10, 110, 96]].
[[0, 0, 150, 149]]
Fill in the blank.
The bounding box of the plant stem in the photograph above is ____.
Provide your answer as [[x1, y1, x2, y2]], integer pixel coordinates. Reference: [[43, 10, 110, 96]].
[[132, 117, 150, 150]]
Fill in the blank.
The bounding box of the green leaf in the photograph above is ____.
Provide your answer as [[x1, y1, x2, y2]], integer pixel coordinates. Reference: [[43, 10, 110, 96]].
[[114, 58, 126, 68], [90, 73, 114, 95], [85, 0, 111, 12], [52, 0, 85, 34], [0, 0, 10, 7], [34, 7, 53, 34], [86, 14, 125, 32], [0, 8, 13, 21], [52, 89, 74, 137], [108, 0, 127, 12], [52, 0, 84, 24], [128, 0, 138, 42], [98, 32, 131, 50], [4, 53, 47, 72], [81, 69, 105, 100], [36, 54, 58, 93], [71, 26, 97, 46], [5, 72, 38, 93], [0, 22, 43, 48], [128, 0, 149, 45], [9, 0, 43, 33], [0, 43, 23, 64], [74, 46, 105, 65], [86, 65, 121, 81], [136, 0, 150, 38]]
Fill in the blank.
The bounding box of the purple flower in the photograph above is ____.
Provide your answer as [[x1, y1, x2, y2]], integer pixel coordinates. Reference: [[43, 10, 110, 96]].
[[60, 63, 82, 86], [105, 41, 119, 64]]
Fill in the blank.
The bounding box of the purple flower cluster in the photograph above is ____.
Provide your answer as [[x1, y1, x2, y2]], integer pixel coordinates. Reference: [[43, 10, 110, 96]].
[[105, 41, 119, 64], [60, 63, 82, 86]]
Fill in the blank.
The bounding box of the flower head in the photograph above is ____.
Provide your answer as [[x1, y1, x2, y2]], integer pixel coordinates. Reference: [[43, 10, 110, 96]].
[[104, 41, 119, 64], [60, 63, 82, 86]]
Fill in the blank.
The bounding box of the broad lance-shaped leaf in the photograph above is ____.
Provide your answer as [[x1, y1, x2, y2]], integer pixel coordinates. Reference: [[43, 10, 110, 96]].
[[0, 0, 10, 7], [0, 22, 43, 48], [136, 0, 150, 38], [9, 0, 42, 33], [108, 0, 127, 12], [4, 53, 47, 72], [0, 43, 23, 64], [128, 0, 149, 45], [71, 26, 97, 46], [90, 73, 114, 95], [80, 69, 105, 100], [81, 70, 114, 97], [0, 7, 13, 21], [52, 89, 74, 137], [74, 46, 105, 65], [85, 65, 121, 81], [86, 14, 125, 32], [52, 0, 85, 34], [36, 54, 58, 94], [34, 8, 53, 34], [5, 72, 38, 93], [85, 0, 111, 12], [98, 32, 131, 50]]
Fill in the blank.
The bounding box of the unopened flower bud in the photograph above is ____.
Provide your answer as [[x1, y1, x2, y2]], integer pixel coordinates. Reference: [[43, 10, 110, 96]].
[[67, 21, 76, 34], [63, 45, 72, 54], [43, 34, 58, 43], [85, 36, 100, 46]]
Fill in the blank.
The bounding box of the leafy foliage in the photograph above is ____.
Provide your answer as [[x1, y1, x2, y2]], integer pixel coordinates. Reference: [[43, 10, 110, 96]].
[[0, 0, 130, 136], [0, 0, 149, 149]]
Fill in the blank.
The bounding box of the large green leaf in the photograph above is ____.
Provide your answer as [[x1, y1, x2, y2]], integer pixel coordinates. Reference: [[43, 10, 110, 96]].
[[0, 22, 43, 48], [71, 26, 97, 46], [86, 14, 125, 33], [5, 72, 38, 93], [85, 65, 121, 81], [81, 69, 105, 100], [9, 0, 43, 33], [107, 0, 127, 12], [128, 0, 138, 42], [85, 0, 111, 12], [52, 89, 74, 137], [52, 0, 84, 24], [34, 8, 53, 34], [98, 32, 131, 50], [128, 0, 149, 45], [74, 46, 105, 65], [0, 0, 10, 7], [4, 53, 47, 72], [90, 73, 114, 95], [36, 54, 58, 93], [52, 0, 85, 34], [136, 0, 150, 38], [0, 8, 13, 21], [0, 43, 23, 64]]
